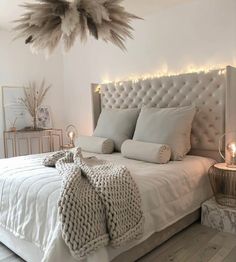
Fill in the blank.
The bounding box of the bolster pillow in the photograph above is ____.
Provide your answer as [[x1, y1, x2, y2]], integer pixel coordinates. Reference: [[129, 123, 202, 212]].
[[121, 140, 171, 164], [76, 136, 114, 154]]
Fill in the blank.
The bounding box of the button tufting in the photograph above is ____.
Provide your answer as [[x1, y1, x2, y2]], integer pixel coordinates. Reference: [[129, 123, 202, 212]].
[[100, 70, 225, 151]]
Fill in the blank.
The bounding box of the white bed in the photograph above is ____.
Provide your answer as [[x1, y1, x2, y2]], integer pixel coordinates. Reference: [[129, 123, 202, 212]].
[[0, 152, 214, 262], [1, 66, 236, 261]]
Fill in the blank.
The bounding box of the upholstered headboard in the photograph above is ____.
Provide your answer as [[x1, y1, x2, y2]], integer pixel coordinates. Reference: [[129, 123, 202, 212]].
[[91, 66, 236, 161]]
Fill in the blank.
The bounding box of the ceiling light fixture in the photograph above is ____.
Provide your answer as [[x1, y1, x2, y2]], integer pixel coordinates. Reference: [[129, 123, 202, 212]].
[[14, 0, 141, 54]]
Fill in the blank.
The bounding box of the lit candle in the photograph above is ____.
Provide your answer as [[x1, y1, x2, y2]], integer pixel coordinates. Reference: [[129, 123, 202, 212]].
[[227, 142, 236, 167], [68, 131, 75, 146]]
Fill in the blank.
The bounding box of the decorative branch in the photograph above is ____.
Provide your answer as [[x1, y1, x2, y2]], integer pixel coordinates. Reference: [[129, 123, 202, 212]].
[[20, 81, 51, 129], [13, 0, 142, 54]]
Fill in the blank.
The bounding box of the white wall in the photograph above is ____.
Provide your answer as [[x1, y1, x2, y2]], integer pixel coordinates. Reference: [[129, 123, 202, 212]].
[[0, 30, 65, 157], [63, 0, 236, 136], [1, 0, 235, 157]]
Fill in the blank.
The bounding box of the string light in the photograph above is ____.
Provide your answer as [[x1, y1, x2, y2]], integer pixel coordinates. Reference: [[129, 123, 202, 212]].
[[95, 85, 101, 93], [101, 64, 228, 85]]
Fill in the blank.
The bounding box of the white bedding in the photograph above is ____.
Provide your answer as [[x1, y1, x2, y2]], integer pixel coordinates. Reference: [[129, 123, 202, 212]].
[[0, 153, 215, 262]]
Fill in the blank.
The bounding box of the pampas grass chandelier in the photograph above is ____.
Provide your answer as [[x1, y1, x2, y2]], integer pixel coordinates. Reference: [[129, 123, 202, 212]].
[[14, 0, 141, 54]]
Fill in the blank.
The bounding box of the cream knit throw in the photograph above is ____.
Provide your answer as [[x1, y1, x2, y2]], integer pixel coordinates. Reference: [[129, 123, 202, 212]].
[[43, 148, 144, 260]]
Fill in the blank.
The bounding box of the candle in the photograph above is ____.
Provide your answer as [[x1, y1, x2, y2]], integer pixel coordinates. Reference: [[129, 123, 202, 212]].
[[65, 125, 78, 148], [227, 142, 236, 167], [68, 131, 75, 146]]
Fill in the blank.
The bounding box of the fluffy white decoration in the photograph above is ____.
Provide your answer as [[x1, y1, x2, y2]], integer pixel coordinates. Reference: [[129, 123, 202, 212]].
[[14, 0, 141, 54], [61, 2, 80, 36]]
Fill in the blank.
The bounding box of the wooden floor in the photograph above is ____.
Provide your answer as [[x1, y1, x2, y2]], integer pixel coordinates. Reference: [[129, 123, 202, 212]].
[[0, 243, 23, 262], [138, 223, 236, 262], [1, 223, 236, 262]]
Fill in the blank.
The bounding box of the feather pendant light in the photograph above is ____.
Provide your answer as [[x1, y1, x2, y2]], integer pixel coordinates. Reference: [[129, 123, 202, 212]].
[[13, 0, 142, 54]]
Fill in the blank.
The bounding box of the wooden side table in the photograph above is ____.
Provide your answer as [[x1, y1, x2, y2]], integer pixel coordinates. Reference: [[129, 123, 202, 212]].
[[201, 198, 236, 235], [3, 128, 64, 158]]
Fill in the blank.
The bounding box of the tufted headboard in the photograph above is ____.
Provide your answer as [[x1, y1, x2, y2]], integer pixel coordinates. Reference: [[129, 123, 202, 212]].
[[91, 66, 236, 161]]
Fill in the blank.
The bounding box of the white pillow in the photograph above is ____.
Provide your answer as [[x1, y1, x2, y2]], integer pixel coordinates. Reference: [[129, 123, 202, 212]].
[[121, 140, 171, 164], [133, 106, 196, 160], [93, 108, 140, 151], [76, 136, 114, 154]]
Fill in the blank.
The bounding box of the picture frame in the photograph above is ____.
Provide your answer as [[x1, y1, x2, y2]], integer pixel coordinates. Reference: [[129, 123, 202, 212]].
[[1, 86, 32, 131], [37, 105, 53, 129]]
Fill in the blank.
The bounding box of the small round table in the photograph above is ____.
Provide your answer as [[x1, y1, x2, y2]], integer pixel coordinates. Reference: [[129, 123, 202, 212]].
[[209, 163, 236, 207]]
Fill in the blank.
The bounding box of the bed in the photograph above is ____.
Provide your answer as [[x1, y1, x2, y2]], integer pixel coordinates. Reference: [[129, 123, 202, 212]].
[[1, 66, 236, 262]]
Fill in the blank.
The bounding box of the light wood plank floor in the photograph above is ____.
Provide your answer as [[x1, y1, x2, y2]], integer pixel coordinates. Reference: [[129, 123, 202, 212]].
[[1, 223, 236, 262], [0, 243, 23, 262], [138, 223, 236, 262]]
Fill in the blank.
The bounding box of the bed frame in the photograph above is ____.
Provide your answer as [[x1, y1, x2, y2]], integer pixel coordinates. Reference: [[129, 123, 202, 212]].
[[1, 67, 236, 262], [91, 65, 236, 261]]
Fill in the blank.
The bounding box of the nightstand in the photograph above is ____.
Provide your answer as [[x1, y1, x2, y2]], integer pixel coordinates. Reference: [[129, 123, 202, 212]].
[[201, 198, 236, 235], [4, 128, 63, 158], [201, 163, 236, 235], [208, 163, 236, 207]]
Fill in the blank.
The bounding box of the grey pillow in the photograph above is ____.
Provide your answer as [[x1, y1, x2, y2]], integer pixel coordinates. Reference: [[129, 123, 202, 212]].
[[133, 106, 196, 160], [121, 140, 171, 164], [93, 108, 140, 151], [76, 136, 114, 154]]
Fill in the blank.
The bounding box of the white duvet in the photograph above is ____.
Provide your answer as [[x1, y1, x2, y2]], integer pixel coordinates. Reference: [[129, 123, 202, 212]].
[[0, 153, 215, 262]]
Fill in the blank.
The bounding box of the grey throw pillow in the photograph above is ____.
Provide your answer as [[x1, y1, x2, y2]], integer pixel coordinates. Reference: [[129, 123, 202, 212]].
[[76, 136, 114, 154], [133, 106, 196, 160], [121, 140, 171, 164], [93, 108, 140, 151]]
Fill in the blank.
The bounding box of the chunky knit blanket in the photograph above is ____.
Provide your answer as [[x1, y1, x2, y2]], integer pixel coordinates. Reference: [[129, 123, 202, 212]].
[[43, 148, 144, 260]]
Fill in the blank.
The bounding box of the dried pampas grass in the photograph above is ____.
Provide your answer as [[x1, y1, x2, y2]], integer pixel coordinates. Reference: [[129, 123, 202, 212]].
[[14, 0, 141, 54], [20, 81, 51, 129]]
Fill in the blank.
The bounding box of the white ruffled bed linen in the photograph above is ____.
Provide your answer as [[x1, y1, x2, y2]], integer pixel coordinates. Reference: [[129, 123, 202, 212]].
[[0, 153, 215, 262]]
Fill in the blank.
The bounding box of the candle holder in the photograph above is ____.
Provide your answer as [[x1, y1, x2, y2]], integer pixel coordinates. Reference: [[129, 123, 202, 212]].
[[226, 142, 236, 167], [219, 132, 236, 169], [65, 125, 78, 148], [209, 131, 236, 207]]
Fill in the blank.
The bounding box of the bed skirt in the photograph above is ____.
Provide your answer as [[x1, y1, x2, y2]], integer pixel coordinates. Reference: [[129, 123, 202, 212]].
[[0, 209, 200, 262]]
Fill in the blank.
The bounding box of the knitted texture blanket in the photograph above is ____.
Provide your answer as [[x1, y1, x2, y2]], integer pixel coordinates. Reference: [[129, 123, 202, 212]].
[[43, 148, 144, 260]]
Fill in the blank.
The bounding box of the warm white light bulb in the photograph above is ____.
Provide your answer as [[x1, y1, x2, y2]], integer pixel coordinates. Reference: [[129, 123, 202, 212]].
[[68, 131, 75, 140], [227, 142, 236, 157]]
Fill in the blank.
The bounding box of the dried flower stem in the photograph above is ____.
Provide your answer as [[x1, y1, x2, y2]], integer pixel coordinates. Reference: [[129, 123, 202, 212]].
[[20, 81, 51, 129]]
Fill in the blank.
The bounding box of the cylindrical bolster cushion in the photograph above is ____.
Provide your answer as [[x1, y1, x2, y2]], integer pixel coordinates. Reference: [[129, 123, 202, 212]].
[[76, 136, 114, 154], [121, 140, 171, 164]]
